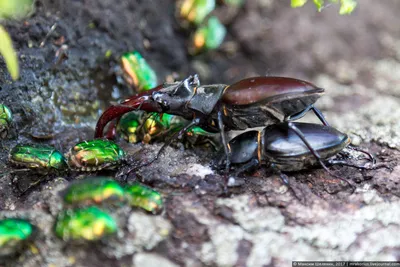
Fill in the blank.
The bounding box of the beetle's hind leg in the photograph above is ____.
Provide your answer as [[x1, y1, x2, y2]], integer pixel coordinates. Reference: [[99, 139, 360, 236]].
[[346, 145, 376, 164], [270, 164, 303, 202], [287, 122, 355, 192], [327, 159, 392, 171]]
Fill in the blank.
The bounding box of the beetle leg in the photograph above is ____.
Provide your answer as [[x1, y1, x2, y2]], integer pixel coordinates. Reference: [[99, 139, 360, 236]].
[[287, 105, 313, 121], [347, 145, 375, 164], [327, 159, 392, 171], [269, 163, 302, 202], [310, 106, 330, 126], [287, 122, 355, 191], [217, 110, 230, 173], [231, 158, 259, 177]]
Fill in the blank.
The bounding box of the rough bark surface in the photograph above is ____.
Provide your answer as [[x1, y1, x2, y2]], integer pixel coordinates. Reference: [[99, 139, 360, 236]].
[[0, 0, 399, 266]]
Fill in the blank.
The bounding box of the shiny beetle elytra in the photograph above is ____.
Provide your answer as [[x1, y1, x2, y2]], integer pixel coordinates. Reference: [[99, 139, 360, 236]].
[[0, 104, 12, 139], [0, 218, 35, 257], [54, 206, 117, 241], [67, 139, 126, 171], [9, 144, 68, 172], [61, 177, 125, 206]]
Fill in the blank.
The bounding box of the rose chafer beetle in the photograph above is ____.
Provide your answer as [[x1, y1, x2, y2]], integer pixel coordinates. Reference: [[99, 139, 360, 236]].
[[121, 51, 158, 93], [9, 144, 68, 171], [0, 104, 12, 139], [62, 177, 125, 206], [190, 16, 226, 54], [67, 139, 126, 171], [54, 206, 117, 241], [177, 0, 216, 27], [124, 182, 163, 214], [0, 218, 35, 257]]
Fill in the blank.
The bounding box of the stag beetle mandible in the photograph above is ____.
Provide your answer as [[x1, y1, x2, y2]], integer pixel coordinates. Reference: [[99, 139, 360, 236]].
[[95, 75, 331, 169]]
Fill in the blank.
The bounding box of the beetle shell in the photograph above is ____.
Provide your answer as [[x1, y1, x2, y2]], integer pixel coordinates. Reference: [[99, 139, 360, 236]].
[[9, 144, 67, 171], [0, 218, 35, 257], [228, 130, 259, 164], [262, 123, 351, 171], [124, 182, 163, 214], [54, 206, 117, 241], [190, 16, 226, 54], [177, 0, 216, 26], [62, 177, 125, 206], [222, 77, 324, 106], [0, 104, 12, 139], [121, 51, 158, 93], [116, 112, 142, 143], [68, 139, 126, 171]]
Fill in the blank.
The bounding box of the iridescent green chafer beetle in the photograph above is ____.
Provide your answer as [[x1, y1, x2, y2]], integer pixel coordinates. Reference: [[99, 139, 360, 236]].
[[9, 144, 68, 171], [177, 0, 216, 27], [116, 112, 142, 143], [67, 139, 126, 171], [121, 51, 158, 93], [0, 218, 35, 257], [54, 206, 117, 241], [124, 182, 163, 214], [62, 177, 125, 206], [0, 104, 12, 139], [190, 16, 226, 54]]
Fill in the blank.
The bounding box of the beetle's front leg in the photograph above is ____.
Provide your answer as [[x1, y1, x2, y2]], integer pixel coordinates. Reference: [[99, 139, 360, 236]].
[[217, 110, 230, 173]]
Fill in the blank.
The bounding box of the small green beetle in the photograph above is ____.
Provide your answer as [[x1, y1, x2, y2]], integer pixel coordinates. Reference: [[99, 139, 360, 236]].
[[62, 177, 125, 206], [0, 104, 12, 139], [177, 0, 216, 26], [0, 218, 35, 257], [124, 182, 163, 214], [190, 16, 226, 54], [116, 112, 142, 143], [9, 144, 68, 171], [121, 51, 158, 93], [67, 139, 126, 171], [54, 206, 118, 241]]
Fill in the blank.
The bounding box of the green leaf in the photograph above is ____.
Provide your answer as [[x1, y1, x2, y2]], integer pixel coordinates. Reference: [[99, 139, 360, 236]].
[[313, 0, 325, 11], [0, 0, 34, 20], [0, 25, 19, 80], [339, 0, 357, 14], [291, 0, 308, 8]]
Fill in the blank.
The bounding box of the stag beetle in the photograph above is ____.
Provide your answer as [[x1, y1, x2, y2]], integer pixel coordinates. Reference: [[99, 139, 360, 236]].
[[216, 122, 380, 192], [95, 75, 332, 169]]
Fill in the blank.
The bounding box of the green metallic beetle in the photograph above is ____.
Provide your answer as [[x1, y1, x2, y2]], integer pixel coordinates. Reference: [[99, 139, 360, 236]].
[[177, 0, 216, 26], [0, 218, 35, 257], [9, 144, 68, 171], [62, 177, 125, 206], [54, 206, 117, 241], [116, 112, 142, 143], [121, 51, 158, 93], [0, 104, 12, 139], [124, 182, 163, 214], [117, 110, 216, 146], [190, 16, 226, 54], [67, 139, 126, 171]]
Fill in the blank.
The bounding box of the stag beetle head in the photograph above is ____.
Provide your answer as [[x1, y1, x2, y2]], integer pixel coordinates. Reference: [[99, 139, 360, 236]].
[[151, 75, 199, 113]]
